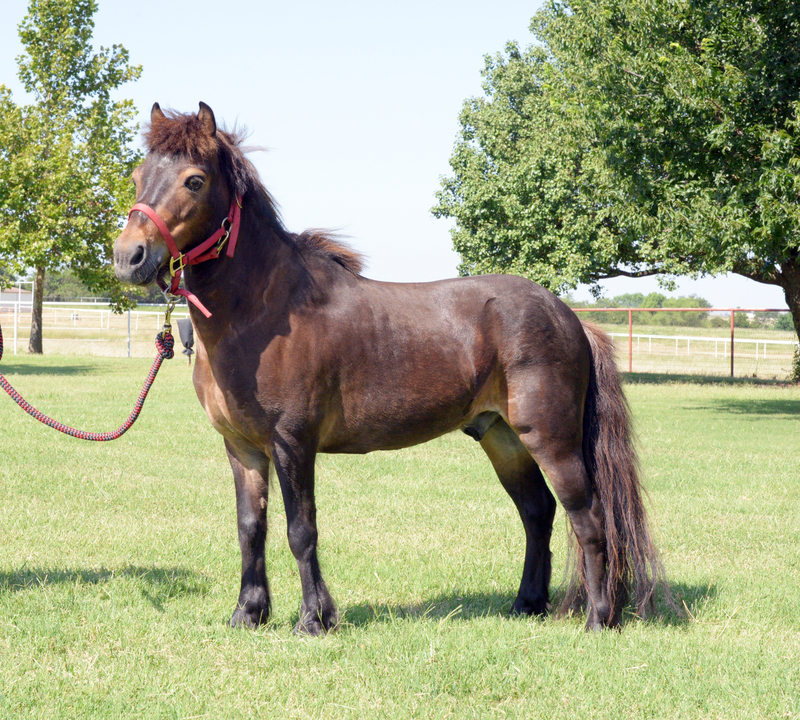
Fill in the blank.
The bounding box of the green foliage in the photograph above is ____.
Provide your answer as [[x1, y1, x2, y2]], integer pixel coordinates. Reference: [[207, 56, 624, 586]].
[[38, 268, 165, 303], [433, 41, 621, 289], [613, 292, 645, 308], [734, 310, 754, 328], [0, 265, 16, 289], [40, 268, 90, 300], [434, 0, 800, 342], [776, 313, 796, 331], [0, 0, 141, 313], [569, 292, 713, 325]]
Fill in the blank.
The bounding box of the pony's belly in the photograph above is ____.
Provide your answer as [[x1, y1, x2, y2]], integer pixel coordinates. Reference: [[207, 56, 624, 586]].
[[316, 394, 500, 454], [318, 419, 462, 454]]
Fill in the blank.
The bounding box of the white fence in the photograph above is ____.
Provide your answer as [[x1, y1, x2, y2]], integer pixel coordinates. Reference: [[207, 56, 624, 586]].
[[0, 301, 190, 358], [609, 332, 799, 360], [606, 331, 798, 378]]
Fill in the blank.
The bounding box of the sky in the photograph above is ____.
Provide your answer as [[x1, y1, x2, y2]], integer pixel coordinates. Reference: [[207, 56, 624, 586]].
[[0, 0, 789, 310]]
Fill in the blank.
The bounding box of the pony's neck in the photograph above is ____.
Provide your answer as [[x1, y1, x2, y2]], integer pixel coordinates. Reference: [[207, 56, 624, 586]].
[[183, 194, 301, 329]]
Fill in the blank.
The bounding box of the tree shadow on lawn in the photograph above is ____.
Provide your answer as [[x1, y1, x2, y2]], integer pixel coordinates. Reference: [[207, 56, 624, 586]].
[[705, 397, 800, 418], [623, 371, 800, 417], [0, 362, 102, 377], [337, 581, 717, 630], [0, 565, 210, 611], [624, 371, 793, 387]]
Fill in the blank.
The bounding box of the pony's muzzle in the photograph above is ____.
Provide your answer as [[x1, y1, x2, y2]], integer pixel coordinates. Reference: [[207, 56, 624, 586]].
[[113, 235, 167, 286]]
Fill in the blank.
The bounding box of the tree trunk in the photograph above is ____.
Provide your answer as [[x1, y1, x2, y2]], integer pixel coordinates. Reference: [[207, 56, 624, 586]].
[[27, 265, 45, 354], [782, 260, 800, 343], [777, 259, 800, 382]]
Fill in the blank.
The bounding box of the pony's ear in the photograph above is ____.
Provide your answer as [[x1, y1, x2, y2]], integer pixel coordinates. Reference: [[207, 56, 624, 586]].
[[197, 102, 217, 137], [151, 102, 166, 122]]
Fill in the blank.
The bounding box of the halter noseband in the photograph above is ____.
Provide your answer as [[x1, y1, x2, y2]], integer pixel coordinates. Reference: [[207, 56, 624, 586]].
[[127, 195, 242, 318]]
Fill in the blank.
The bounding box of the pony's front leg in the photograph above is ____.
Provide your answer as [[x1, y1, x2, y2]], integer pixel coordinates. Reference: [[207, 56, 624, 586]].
[[226, 439, 272, 628], [272, 434, 338, 635]]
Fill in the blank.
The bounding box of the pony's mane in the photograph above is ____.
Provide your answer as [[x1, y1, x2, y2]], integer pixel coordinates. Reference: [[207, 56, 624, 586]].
[[143, 108, 365, 277], [143, 108, 275, 211], [291, 231, 365, 276]]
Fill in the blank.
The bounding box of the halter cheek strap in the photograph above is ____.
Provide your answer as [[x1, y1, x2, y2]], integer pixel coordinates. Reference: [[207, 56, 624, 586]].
[[127, 196, 242, 318]]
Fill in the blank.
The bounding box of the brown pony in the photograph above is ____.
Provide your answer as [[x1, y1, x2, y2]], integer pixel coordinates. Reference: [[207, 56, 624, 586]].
[[113, 102, 666, 634]]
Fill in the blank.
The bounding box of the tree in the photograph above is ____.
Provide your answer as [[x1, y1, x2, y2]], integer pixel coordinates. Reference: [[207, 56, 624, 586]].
[[0, 0, 141, 353], [0, 265, 15, 290], [433, 0, 800, 344], [41, 269, 92, 301]]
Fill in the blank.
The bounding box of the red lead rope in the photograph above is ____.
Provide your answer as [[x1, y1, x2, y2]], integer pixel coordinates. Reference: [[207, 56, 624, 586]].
[[0, 323, 174, 441]]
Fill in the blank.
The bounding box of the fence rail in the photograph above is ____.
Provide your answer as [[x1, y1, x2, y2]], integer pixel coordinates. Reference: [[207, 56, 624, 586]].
[[609, 333, 798, 358]]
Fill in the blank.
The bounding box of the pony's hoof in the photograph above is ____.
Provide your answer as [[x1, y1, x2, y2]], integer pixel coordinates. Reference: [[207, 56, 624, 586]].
[[510, 596, 550, 618], [229, 604, 269, 629], [293, 608, 339, 636]]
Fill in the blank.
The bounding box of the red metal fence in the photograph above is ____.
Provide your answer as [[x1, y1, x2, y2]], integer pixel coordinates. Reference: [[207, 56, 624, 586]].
[[573, 307, 797, 378]]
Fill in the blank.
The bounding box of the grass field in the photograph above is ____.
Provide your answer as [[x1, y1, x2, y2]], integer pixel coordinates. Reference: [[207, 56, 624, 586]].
[[1, 352, 799, 718]]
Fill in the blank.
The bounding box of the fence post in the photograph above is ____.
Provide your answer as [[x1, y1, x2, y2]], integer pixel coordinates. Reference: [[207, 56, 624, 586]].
[[13, 301, 19, 355], [127, 309, 131, 358], [730, 309, 735, 378], [628, 309, 633, 372]]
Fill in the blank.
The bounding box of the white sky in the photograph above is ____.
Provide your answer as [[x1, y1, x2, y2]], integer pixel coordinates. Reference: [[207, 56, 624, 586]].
[[0, 0, 789, 309]]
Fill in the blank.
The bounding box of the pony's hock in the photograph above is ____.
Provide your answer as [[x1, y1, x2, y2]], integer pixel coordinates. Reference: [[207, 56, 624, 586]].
[[113, 102, 669, 634]]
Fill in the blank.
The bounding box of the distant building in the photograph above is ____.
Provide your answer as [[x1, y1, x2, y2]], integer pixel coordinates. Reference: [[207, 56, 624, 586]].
[[0, 286, 33, 305]]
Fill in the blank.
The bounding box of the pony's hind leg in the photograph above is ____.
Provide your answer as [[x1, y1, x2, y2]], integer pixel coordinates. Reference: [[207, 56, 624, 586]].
[[529, 446, 614, 630], [478, 417, 557, 617], [226, 439, 272, 628]]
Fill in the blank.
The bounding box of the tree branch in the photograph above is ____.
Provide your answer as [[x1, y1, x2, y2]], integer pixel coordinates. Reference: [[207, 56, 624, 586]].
[[731, 261, 783, 287], [596, 268, 663, 279]]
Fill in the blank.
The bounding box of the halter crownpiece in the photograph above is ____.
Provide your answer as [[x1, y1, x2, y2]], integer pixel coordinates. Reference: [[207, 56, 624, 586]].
[[127, 194, 243, 318]]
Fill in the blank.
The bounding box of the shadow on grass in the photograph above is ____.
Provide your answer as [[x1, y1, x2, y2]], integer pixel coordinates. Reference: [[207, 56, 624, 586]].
[[338, 581, 717, 630], [0, 362, 101, 377], [707, 397, 800, 417], [0, 565, 209, 611], [624, 371, 793, 387]]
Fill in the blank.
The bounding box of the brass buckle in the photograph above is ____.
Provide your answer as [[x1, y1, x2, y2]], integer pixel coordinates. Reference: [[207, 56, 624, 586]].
[[169, 253, 187, 278]]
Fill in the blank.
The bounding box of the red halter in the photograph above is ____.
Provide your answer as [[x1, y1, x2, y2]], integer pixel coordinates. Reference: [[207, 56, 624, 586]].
[[127, 195, 242, 318]]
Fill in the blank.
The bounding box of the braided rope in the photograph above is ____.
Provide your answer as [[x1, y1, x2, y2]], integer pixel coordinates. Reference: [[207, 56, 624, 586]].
[[0, 323, 174, 441]]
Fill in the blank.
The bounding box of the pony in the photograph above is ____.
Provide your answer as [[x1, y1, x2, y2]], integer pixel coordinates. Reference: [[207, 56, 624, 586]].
[[113, 102, 666, 634]]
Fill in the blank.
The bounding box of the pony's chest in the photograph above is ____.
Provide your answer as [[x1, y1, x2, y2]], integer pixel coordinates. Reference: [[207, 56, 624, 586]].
[[191, 347, 274, 445]]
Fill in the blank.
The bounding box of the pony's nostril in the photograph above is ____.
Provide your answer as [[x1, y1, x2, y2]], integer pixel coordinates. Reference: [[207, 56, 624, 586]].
[[129, 244, 146, 268]]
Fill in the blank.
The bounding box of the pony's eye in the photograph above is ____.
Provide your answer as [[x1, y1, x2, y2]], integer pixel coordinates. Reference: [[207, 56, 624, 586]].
[[185, 176, 205, 192]]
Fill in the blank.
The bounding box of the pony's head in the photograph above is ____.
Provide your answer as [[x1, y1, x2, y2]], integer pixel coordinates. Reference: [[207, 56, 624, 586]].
[[113, 102, 239, 288]]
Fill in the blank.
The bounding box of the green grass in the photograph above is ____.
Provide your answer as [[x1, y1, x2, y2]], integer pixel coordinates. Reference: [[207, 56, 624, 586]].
[[1, 354, 799, 718]]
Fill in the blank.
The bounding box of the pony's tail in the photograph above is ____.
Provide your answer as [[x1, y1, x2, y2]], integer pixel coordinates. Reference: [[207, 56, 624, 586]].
[[560, 321, 672, 621]]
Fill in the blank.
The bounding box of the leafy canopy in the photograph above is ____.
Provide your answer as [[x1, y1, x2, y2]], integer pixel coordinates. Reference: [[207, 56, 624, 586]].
[[433, 0, 800, 338], [0, 0, 141, 309]]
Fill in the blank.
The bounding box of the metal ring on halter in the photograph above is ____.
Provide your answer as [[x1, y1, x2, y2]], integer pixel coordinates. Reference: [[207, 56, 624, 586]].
[[161, 292, 179, 332], [215, 218, 232, 253]]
